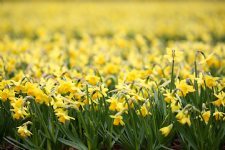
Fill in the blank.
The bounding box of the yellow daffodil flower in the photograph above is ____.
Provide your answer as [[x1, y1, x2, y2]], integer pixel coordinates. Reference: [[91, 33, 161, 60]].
[[175, 80, 195, 97], [164, 47, 183, 62], [110, 115, 125, 126], [17, 125, 32, 138], [159, 124, 173, 137]]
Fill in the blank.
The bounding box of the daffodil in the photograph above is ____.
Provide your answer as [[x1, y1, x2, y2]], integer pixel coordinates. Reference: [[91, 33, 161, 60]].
[[13, 81, 23, 93], [11, 97, 24, 108], [58, 80, 73, 94], [159, 124, 173, 137], [0, 80, 13, 90], [85, 75, 100, 86], [199, 52, 214, 66], [205, 75, 218, 88], [126, 70, 139, 82], [116, 102, 126, 112], [110, 115, 125, 126], [21, 82, 38, 96], [11, 107, 29, 120], [195, 72, 205, 88], [163, 89, 177, 103], [164, 47, 183, 62], [17, 125, 32, 138], [132, 93, 145, 102], [106, 98, 118, 111], [213, 108, 225, 120], [171, 101, 181, 113], [0, 88, 15, 102], [51, 94, 64, 109], [179, 114, 191, 126], [137, 103, 151, 117], [175, 80, 195, 97], [176, 110, 185, 120], [34, 88, 48, 104], [55, 108, 75, 123], [212, 91, 225, 107], [202, 111, 210, 122], [89, 84, 108, 99]]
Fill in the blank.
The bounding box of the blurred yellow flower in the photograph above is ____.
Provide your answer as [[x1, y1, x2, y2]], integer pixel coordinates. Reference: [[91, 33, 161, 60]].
[[163, 90, 177, 103], [0, 89, 15, 102], [164, 47, 183, 62], [106, 98, 118, 111], [199, 52, 214, 66], [213, 108, 224, 120], [137, 103, 151, 117], [202, 111, 210, 122], [171, 101, 181, 113], [205, 75, 218, 88], [175, 80, 195, 97], [179, 114, 191, 126], [85, 75, 100, 86]]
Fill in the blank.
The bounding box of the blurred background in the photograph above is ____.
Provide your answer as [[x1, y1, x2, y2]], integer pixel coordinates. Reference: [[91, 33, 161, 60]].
[[0, 0, 225, 74], [1, 1, 225, 42]]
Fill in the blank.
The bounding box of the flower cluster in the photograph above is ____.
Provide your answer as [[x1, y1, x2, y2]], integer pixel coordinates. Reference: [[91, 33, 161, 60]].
[[0, 2, 225, 150]]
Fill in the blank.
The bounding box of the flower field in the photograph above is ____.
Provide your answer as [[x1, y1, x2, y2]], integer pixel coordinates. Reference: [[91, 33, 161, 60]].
[[1, 1, 225, 150]]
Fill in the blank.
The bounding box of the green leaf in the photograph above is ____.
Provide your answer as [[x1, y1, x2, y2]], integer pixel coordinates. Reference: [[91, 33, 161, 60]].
[[39, 137, 46, 148], [38, 130, 53, 142], [58, 138, 88, 150], [3, 137, 26, 150], [97, 141, 104, 150], [56, 122, 87, 150], [210, 128, 225, 149], [13, 129, 45, 150], [173, 122, 198, 150], [137, 124, 145, 146]]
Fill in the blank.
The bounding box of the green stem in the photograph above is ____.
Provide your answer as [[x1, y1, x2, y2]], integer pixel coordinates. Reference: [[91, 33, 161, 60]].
[[108, 122, 113, 150], [170, 59, 175, 93], [28, 105, 38, 145], [124, 95, 138, 150], [0, 99, 11, 118], [140, 89, 149, 135], [194, 61, 199, 105], [48, 97, 55, 144], [86, 84, 90, 112], [34, 102, 52, 150], [0, 100, 5, 124], [78, 111, 91, 150], [78, 114, 83, 140]]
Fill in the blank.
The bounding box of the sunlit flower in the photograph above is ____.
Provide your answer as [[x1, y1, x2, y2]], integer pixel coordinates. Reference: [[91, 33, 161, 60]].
[[212, 92, 225, 107], [106, 98, 118, 111], [213, 108, 225, 120], [0, 89, 15, 102], [17, 125, 32, 138], [171, 101, 181, 113], [85, 75, 100, 86], [199, 52, 214, 66], [179, 114, 191, 126], [159, 124, 173, 137], [175, 80, 195, 97], [163, 90, 177, 103], [205, 75, 218, 88], [110, 115, 125, 126], [202, 111, 210, 122], [164, 47, 183, 62], [55, 108, 75, 123], [137, 103, 151, 117]]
